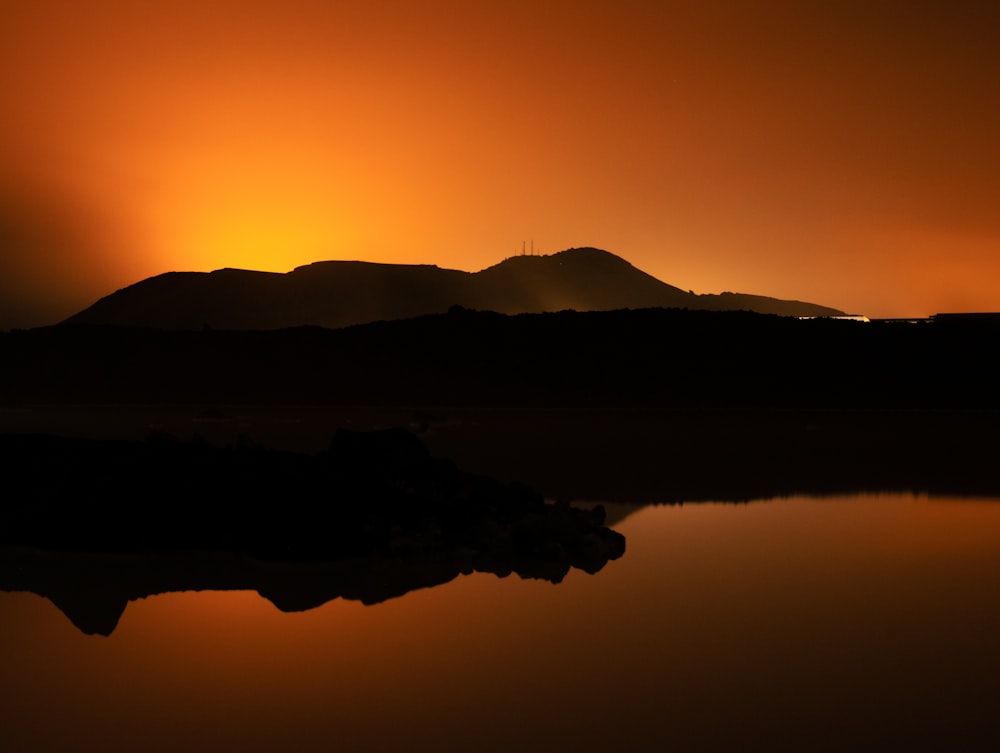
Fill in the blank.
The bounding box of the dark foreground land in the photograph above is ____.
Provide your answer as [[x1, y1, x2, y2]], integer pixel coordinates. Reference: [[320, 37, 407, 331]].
[[3, 307, 998, 409], [1, 306, 999, 502]]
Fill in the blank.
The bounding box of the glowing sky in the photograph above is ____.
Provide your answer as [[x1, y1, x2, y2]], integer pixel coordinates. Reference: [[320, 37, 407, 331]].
[[2, 0, 999, 328]]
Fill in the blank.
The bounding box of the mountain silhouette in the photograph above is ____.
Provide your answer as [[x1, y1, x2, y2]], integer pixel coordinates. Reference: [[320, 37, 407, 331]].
[[63, 247, 844, 329]]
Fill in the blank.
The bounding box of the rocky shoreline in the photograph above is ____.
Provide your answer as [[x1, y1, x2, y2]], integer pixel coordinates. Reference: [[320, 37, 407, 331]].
[[0, 427, 626, 634]]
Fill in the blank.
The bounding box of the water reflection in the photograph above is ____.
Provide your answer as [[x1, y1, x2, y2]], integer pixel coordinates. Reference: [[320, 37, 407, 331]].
[[3, 494, 1000, 752], [0, 521, 624, 637]]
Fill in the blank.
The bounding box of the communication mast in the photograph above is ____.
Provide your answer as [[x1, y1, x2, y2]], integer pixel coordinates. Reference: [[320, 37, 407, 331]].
[[515, 239, 539, 257]]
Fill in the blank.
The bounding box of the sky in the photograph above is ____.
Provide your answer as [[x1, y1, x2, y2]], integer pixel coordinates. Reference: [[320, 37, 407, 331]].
[[2, 0, 999, 328]]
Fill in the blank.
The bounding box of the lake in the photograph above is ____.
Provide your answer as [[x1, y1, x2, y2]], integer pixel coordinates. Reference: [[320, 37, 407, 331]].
[[3, 492, 1000, 752]]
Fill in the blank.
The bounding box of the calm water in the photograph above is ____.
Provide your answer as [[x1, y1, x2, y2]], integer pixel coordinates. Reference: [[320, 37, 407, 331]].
[[3, 493, 1000, 752]]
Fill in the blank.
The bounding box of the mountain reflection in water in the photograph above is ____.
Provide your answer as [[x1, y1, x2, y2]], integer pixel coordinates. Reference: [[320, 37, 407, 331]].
[[3, 494, 1000, 752], [0, 527, 623, 637]]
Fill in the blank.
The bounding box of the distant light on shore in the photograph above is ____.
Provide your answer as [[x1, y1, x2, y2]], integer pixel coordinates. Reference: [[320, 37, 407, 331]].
[[799, 314, 870, 322]]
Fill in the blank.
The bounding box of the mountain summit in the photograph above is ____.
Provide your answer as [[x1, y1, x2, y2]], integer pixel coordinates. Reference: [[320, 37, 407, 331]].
[[63, 247, 844, 329]]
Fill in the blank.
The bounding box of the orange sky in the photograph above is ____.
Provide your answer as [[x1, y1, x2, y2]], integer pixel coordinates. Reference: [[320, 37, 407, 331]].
[[2, 0, 999, 328]]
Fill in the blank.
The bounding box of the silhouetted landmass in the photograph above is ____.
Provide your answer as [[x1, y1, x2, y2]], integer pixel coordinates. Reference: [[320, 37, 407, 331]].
[[61, 247, 844, 329], [3, 306, 997, 409], [0, 428, 625, 635], [2, 307, 999, 506], [8, 264, 998, 641]]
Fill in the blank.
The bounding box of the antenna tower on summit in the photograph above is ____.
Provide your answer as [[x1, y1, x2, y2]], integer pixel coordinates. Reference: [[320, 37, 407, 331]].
[[515, 239, 538, 257]]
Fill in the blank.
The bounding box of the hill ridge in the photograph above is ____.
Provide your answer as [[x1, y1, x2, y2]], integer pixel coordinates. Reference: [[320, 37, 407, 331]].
[[64, 247, 844, 329]]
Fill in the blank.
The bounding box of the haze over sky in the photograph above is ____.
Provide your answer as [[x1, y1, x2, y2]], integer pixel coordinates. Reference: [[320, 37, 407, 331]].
[[2, 0, 998, 329]]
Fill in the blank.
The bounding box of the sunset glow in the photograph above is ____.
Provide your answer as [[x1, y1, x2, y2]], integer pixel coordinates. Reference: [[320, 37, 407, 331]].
[[2, 1, 999, 328]]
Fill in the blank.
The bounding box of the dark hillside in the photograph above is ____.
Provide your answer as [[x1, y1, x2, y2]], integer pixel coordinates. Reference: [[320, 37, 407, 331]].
[[472, 247, 695, 312], [62, 248, 844, 330], [5, 307, 996, 410]]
